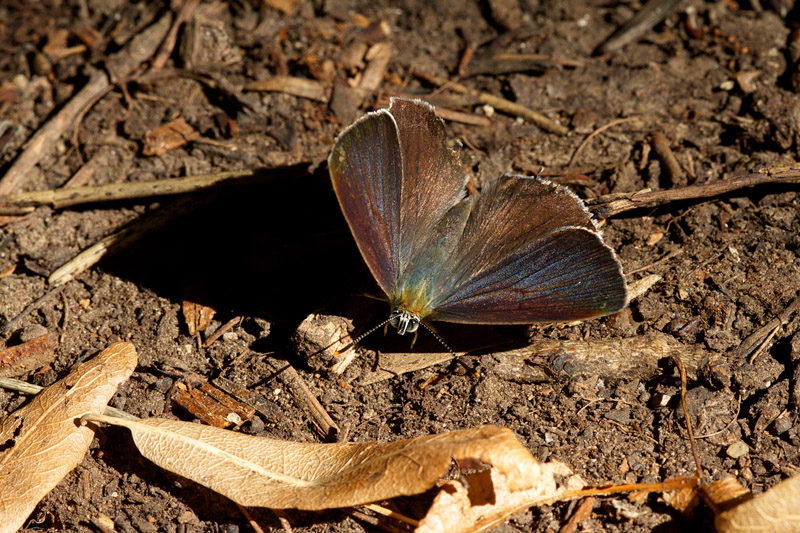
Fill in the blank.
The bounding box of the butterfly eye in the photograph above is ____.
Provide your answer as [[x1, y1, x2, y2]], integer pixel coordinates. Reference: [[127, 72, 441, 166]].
[[389, 310, 420, 335]]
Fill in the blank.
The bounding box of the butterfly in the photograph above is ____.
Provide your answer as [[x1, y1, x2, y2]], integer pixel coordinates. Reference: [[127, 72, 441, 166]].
[[328, 97, 627, 337]]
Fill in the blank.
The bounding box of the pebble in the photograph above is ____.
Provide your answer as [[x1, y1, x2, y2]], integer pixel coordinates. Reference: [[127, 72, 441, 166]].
[[726, 440, 749, 459], [604, 408, 631, 424], [773, 417, 792, 435]]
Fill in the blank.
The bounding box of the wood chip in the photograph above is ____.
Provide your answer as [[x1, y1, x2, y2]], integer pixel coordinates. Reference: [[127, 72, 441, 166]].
[[182, 299, 216, 336], [173, 382, 255, 428], [245, 76, 327, 102], [0, 333, 58, 378], [142, 118, 199, 156]]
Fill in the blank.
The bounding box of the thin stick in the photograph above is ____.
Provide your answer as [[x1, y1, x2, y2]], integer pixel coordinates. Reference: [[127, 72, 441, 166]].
[[412, 71, 569, 135], [0, 286, 65, 337], [363, 503, 419, 527], [203, 316, 243, 348], [586, 164, 800, 218], [267, 361, 341, 442], [559, 496, 595, 533], [0, 170, 256, 214], [150, 0, 200, 71], [738, 294, 800, 363], [625, 249, 682, 276], [568, 117, 639, 166], [595, 0, 683, 55], [674, 356, 704, 483], [0, 377, 138, 419], [561, 477, 696, 499], [651, 131, 684, 186], [235, 503, 265, 533]]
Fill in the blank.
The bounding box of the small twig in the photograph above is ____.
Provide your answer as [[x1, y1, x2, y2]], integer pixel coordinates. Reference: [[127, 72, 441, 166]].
[[651, 131, 684, 186], [736, 294, 800, 363], [626, 249, 682, 276], [559, 496, 595, 533], [0, 377, 137, 419], [568, 117, 640, 166], [492, 53, 585, 68], [203, 316, 243, 348], [586, 163, 800, 218], [267, 361, 340, 442], [0, 286, 66, 337], [345, 508, 409, 533], [595, 0, 684, 55], [412, 71, 569, 135], [562, 477, 696, 499], [270, 509, 293, 533], [235, 503, 265, 533], [150, 0, 200, 71], [0, 169, 256, 214], [674, 355, 704, 483], [363, 503, 419, 527]]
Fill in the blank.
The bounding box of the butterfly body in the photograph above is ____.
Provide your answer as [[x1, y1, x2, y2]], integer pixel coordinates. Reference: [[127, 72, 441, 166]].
[[329, 97, 627, 335]]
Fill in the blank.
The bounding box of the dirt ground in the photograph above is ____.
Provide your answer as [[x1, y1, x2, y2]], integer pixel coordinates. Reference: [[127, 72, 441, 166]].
[[1, 0, 800, 531]]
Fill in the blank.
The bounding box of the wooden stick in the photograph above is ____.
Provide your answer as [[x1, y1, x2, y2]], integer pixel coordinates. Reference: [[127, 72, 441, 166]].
[[0, 377, 137, 419], [412, 71, 569, 135], [651, 131, 684, 186], [587, 163, 800, 218], [0, 170, 256, 214], [268, 361, 341, 442], [595, 0, 683, 55]]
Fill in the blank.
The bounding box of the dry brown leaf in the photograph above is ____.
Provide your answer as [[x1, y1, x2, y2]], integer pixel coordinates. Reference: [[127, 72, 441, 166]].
[[81, 418, 543, 511], [0, 342, 137, 533], [181, 299, 216, 335], [715, 474, 800, 533], [0, 332, 58, 377], [705, 475, 751, 511], [143, 118, 199, 156], [416, 460, 574, 533]]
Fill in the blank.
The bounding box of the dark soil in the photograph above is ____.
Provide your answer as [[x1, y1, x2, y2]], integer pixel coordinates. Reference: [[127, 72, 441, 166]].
[[1, 1, 800, 531]]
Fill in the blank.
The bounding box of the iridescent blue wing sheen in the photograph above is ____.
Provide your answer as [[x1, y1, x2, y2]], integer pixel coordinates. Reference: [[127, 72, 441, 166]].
[[424, 174, 627, 323], [388, 98, 469, 276], [329, 98, 470, 304], [328, 109, 403, 296]]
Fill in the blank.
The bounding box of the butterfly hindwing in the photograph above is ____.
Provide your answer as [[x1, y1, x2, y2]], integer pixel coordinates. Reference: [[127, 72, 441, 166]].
[[424, 175, 627, 323]]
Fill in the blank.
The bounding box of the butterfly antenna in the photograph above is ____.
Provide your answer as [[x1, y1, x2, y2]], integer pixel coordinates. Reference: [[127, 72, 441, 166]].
[[333, 317, 393, 355], [419, 322, 456, 358], [419, 323, 480, 377]]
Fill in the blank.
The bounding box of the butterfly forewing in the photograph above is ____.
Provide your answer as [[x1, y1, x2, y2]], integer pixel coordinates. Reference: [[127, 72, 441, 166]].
[[329, 110, 403, 297], [390, 99, 469, 279]]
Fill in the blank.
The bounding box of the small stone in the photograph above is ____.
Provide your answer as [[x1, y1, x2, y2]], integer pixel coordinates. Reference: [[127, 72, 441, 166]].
[[604, 408, 631, 424], [773, 417, 792, 435], [726, 440, 749, 459], [19, 324, 48, 342], [650, 392, 672, 408]]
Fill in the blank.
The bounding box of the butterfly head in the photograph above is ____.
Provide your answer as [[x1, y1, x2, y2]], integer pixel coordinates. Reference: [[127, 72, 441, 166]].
[[389, 308, 420, 335]]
